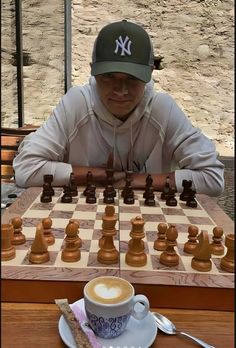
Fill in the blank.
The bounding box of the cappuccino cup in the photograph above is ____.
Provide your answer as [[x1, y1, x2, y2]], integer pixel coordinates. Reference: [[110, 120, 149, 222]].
[[83, 276, 150, 339]]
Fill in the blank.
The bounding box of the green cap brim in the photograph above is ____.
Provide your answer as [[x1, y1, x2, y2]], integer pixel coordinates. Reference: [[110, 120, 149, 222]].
[[91, 61, 152, 83]]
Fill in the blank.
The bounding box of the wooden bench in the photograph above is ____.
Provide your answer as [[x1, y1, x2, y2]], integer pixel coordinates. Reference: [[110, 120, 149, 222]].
[[1, 126, 39, 181]]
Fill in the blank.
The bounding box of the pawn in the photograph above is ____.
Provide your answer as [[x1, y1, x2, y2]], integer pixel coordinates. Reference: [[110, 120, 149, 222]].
[[29, 223, 50, 264], [40, 182, 52, 203], [86, 184, 97, 204], [210, 226, 224, 256], [183, 225, 199, 254], [123, 185, 135, 204], [161, 176, 171, 200], [220, 233, 234, 273], [153, 223, 167, 251], [69, 172, 78, 196], [42, 217, 55, 246], [121, 171, 133, 198], [83, 171, 93, 196], [11, 216, 26, 245], [186, 189, 197, 208], [144, 186, 156, 206], [191, 230, 212, 272], [43, 174, 54, 196], [61, 220, 81, 262], [61, 185, 72, 203], [160, 224, 179, 267], [166, 187, 177, 206], [1, 223, 16, 261], [103, 185, 115, 204]]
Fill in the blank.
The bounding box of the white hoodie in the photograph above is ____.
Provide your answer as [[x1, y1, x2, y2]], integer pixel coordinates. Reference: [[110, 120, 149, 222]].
[[13, 77, 224, 196]]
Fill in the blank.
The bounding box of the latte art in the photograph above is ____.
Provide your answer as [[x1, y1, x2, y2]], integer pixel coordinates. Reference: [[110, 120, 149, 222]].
[[85, 276, 133, 304]]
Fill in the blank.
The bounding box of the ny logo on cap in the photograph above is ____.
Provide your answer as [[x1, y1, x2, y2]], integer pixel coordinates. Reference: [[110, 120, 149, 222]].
[[114, 36, 132, 56]]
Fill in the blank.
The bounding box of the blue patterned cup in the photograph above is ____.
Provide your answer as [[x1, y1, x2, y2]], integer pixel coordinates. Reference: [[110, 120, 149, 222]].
[[83, 276, 150, 338]]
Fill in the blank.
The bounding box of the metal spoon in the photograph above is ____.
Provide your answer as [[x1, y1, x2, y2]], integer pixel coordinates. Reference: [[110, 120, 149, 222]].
[[152, 312, 215, 348]]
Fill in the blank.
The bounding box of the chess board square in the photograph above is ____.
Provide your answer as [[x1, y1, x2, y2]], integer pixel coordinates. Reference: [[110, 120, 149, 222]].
[[188, 216, 214, 225], [140, 206, 162, 214], [22, 209, 52, 218], [182, 256, 220, 274], [50, 218, 72, 229], [53, 203, 77, 211], [48, 239, 64, 252], [30, 202, 55, 210], [87, 253, 119, 268], [119, 206, 141, 213], [120, 253, 152, 271], [22, 226, 38, 239], [164, 215, 190, 224], [119, 212, 141, 221], [54, 251, 89, 268], [72, 211, 97, 220], [1, 249, 27, 265], [161, 207, 185, 216], [49, 210, 74, 219]]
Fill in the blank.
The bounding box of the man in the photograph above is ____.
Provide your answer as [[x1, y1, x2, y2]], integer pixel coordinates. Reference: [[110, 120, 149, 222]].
[[13, 20, 224, 196]]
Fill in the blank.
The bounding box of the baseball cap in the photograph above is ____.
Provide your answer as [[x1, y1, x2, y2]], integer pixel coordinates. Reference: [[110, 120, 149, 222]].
[[91, 20, 154, 83]]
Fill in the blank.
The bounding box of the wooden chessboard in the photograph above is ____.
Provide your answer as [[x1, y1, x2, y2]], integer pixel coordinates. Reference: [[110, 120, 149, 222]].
[[1, 187, 234, 311]]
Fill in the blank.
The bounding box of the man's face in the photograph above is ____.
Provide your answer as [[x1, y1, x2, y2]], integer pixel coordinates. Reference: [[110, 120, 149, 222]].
[[95, 73, 146, 121]]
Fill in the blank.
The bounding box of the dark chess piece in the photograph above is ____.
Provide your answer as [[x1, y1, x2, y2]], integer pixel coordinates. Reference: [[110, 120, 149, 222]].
[[86, 184, 97, 204], [61, 185, 73, 203], [69, 172, 78, 196], [83, 171, 93, 196], [40, 181, 52, 203], [121, 171, 133, 198], [143, 174, 153, 198], [186, 189, 197, 208], [123, 184, 135, 204], [144, 185, 156, 206], [104, 168, 116, 198], [43, 174, 54, 196], [166, 187, 177, 206], [180, 179, 192, 201], [103, 185, 115, 204], [161, 176, 171, 200]]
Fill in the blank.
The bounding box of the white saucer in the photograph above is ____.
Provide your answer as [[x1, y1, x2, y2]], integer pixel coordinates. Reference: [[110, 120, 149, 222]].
[[58, 298, 157, 348]]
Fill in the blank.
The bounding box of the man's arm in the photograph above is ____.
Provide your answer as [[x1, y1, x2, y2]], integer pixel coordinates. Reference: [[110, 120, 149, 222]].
[[113, 172, 176, 191], [72, 166, 126, 186]]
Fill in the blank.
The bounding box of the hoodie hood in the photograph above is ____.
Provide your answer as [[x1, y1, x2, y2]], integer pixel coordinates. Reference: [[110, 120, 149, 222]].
[[89, 76, 155, 130]]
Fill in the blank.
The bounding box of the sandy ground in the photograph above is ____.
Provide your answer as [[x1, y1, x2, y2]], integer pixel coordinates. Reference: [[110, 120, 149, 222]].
[[2, 0, 234, 156]]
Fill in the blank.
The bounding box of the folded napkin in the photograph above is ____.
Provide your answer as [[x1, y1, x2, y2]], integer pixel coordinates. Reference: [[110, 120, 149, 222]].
[[71, 302, 102, 348]]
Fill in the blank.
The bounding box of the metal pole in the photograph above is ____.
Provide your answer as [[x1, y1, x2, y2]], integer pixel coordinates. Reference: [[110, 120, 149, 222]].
[[64, 0, 72, 92], [15, 0, 24, 127]]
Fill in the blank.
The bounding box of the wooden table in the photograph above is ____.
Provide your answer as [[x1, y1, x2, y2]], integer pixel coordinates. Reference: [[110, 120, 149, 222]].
[[1, 302, 234, 347]]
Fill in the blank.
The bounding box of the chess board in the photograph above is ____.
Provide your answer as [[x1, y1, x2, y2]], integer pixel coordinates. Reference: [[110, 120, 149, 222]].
[[2, 187, 234, 311]]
